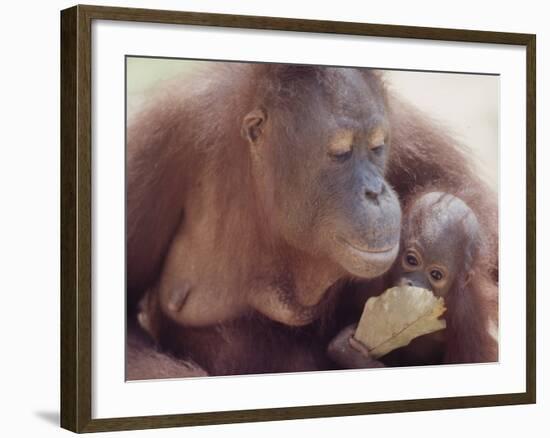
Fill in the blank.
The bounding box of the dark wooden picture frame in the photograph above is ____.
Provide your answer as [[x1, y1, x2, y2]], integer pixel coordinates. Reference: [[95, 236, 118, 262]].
[[61, 4, 536, 433]]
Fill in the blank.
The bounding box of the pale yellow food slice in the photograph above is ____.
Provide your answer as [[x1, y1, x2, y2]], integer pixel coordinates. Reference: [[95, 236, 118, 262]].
[[354, 286, 447, 359]]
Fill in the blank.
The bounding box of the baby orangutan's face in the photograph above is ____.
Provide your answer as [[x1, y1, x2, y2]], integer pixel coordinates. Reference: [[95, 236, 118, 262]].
[[392, 192, 480, 297], [393, 245, 455, 296]]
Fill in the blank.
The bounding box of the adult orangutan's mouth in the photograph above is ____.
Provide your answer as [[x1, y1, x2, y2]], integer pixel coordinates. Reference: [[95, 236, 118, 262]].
[[337, 237, 397, 254], [335, 236, 400, 277]]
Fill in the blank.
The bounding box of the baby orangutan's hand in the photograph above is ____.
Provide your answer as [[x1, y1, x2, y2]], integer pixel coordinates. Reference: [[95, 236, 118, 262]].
[[327, 324, 385, 369]]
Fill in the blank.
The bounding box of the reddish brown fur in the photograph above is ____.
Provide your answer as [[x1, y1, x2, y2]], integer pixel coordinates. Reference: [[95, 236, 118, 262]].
[[386, 102, 499, 277], [378, 277, 498, 367], [443, 274, 498, 364], [155, 314, 335, 376], [126, 63, 498, 378], [335, 189, 498, 368], [386, 189, 498, 366], [126, 322, 207, 380]]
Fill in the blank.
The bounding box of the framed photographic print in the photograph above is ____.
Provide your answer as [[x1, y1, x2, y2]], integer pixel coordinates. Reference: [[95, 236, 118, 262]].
[[60, 4, 536, 433]]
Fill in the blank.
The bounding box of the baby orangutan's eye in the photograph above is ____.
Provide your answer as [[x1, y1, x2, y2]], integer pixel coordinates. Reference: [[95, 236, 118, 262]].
[[430, 269, 444, 281], [405, 253, 419, 267]]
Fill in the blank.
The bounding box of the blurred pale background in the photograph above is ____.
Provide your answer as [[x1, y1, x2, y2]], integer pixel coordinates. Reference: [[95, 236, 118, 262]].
[[127, 58, 498, 190]]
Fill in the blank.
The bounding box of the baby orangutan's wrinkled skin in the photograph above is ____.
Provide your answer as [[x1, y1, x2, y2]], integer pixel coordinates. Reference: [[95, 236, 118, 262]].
[[328, 192, 498, 368]]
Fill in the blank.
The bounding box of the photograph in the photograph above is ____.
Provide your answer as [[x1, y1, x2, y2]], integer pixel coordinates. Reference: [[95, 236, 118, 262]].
[[125, 58, 500, 380], [0, 0, 543, 434], [58, 4, 536, 432]]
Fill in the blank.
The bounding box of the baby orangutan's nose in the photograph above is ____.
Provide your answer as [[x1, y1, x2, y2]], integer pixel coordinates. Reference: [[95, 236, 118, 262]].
[[396, 272, 431, 291]]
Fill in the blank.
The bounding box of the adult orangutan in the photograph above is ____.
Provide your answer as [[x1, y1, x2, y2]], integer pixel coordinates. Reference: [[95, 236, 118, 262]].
[[126, 62, 498, 378]]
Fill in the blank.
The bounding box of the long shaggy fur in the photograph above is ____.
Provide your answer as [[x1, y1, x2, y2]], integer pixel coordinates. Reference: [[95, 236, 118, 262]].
[[126, 63, 498, 377]]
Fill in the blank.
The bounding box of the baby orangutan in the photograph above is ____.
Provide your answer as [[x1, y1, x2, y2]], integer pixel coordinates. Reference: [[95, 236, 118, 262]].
[[328, 191, 498, 368]]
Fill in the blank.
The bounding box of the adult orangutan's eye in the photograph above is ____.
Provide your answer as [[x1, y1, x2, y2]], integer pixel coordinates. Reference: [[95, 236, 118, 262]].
[[328, 149, 353, 162], [371, 144, 385, 156], [328, 130, 353, 162]]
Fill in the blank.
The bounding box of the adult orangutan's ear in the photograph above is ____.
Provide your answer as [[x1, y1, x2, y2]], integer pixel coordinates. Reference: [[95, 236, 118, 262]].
[[241, 108, 267, 145]]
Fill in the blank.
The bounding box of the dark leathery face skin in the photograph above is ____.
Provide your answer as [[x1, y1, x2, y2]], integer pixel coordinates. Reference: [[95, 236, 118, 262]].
[[252, 67, 401, 279]]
